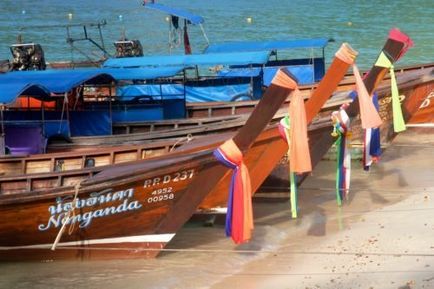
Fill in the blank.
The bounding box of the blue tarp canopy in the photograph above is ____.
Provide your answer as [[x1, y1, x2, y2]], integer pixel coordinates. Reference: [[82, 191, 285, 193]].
[[0, 83, 51, 105], [118, 83, 251, 102], [103, 51, 270, 68], [101, 66, 183, 80], [204, 38, 330, 54], [143, 2, 204, 25], [0, 66, 184, 105], [217, 65, 315, 86]]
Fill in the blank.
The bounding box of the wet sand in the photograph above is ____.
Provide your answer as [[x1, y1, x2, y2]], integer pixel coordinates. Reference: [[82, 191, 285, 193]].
[[1, 129, 433, 289], [211, 129, 434, 289]]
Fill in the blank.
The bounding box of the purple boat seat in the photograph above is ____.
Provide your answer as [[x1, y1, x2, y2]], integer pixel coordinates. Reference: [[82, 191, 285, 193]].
[[4, 126, 47, 155]]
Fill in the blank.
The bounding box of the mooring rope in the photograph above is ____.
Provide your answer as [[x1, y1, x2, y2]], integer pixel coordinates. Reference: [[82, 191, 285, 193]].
[[51, 182, 81, 251], [169, 134, 193, 152]]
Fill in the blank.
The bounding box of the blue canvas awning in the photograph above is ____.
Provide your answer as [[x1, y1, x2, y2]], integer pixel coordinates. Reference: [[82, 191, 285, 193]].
[[103, 51, 270, 69], [204, 38, 330, 54], [143, 2, 204, 25], [0, 66, 184, 105], [0, 69, 115, 94], [217, 65, 316, 86], [0, 82, 51, 105], [100, 66, 184, 80]]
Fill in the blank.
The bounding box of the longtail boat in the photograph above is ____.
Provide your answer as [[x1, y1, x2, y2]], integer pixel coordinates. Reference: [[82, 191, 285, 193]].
[[0, 39, 361, 260], [0, 68, 300, 261]]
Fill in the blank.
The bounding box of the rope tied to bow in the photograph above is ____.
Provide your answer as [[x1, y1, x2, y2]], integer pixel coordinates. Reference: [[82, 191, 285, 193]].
[[51, 182, 81, 251]]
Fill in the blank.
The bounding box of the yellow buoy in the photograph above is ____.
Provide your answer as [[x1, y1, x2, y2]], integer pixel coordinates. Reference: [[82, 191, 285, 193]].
[[68, 13, 73, 20], [347, 21, 352, 26], [246, 17, 252, 23]]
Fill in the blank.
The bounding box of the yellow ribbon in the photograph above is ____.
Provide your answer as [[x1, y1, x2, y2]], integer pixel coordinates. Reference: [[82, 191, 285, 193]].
[[375, 52, 406, 133]]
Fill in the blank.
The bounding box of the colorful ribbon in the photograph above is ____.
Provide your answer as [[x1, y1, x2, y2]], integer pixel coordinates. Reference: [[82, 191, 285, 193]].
[[352, 65, 383, 129], [213, 139, 253, 244], [278, 87, 312, 218], [363, 93, 382, 170], [375, 52, 406, 133], [289, 89, 312, 173], [335, 43, 382, 130], [278, 116, 298, 218], [331, 105, 351, 206]]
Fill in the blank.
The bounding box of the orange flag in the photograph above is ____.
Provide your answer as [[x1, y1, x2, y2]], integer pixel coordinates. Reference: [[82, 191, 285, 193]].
[[353, 65, 383, 129], [289, 89, 312, 173]]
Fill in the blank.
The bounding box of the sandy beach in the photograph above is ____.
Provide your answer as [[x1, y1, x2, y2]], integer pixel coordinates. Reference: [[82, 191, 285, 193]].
[[1, 129, 433, 289], [210, 129, 434, 289]]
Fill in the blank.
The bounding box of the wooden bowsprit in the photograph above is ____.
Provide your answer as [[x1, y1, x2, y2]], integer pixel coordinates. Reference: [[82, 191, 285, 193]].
[[309, 29, 415, 174], [230, 42, 360, 195], [249, 29, 415, 196], [154, 70, 299, 235]]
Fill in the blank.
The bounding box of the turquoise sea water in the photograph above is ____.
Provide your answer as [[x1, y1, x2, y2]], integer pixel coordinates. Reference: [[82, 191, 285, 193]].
[[0, 0, 433, 69]]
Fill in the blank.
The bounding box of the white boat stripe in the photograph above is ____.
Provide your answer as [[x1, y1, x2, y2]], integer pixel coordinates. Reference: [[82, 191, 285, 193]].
[[0, 233, 176, 250], [406, 123, 434, 128]]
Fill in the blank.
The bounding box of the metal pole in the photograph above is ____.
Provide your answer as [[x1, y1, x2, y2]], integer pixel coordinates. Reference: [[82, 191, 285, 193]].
[[0, 106, 5, 155]]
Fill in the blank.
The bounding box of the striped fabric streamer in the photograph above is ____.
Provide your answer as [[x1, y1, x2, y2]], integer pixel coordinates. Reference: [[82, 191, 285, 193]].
[[363, 93, 382, 170], [375, 51, 406, 133], [331, 105, 351, 206], [213, 139, 253, 244]]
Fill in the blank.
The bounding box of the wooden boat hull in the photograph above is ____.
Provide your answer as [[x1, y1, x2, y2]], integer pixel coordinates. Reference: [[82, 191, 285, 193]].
[[0, 64, 301, 261], [0, 151, 213, 261], [408, 86, 434, 125], [0, 120, 332, 260]]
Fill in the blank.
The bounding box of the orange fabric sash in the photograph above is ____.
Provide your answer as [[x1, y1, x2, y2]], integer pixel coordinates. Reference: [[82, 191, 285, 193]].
[[289, 89, 312, 173]]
